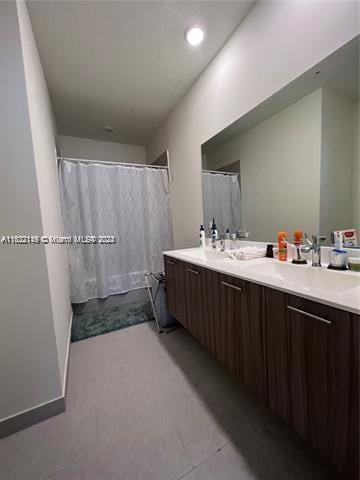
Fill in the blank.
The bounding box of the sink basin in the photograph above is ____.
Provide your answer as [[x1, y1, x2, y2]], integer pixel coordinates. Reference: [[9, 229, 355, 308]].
[[177, 248, 226, 261], [244, 261, 360, 293]]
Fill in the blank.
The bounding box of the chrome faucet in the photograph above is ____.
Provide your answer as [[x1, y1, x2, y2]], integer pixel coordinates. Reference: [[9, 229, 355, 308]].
[[301, 234, 326, 267]]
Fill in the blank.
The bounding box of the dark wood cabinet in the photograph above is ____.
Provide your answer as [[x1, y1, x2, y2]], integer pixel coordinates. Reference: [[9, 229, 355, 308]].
[[164, 256, 187, 327], [182, 263, 202, 338], [213, 274, 267, 400], [265, 288, 292, 422], [288, 296, 352, 476], [184, 263, 216, 354], [240, 281, 267, 401], [349, 314, 359, 480], [212, 273, 241, 374], [266, 289, 359, 479], [164, 257, 216, 354], [164, 254, 359, 479]]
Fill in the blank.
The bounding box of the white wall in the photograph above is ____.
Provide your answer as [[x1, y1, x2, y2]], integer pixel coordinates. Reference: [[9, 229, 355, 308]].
[[146, 0, 359, 248], [0, 1, 62, 420], [57, 135, 146, 164], [17, 0, 72, 388], [320, 88, 355, 239], [206, 90, 322, 243]]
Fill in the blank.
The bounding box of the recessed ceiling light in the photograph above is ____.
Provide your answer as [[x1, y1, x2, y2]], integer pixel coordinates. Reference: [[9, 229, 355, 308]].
[[185, 26, 205, 47], [104, 126, 113, 132]]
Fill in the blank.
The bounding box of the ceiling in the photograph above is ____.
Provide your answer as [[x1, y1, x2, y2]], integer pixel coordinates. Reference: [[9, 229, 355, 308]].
[[27, 0, 255, 146]]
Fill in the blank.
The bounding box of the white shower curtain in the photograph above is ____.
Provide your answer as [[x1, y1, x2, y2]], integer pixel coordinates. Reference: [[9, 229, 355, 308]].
[[59, 159, 173, 303], [202, 172, 244, 236]]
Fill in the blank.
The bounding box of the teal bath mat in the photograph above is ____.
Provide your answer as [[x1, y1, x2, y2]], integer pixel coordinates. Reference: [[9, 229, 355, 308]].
[[71, 300, 154, 342]]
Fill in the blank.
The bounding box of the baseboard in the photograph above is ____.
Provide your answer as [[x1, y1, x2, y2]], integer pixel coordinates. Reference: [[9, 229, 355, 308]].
[[0, 396, 65, 439], [0, 312, 73, 439]]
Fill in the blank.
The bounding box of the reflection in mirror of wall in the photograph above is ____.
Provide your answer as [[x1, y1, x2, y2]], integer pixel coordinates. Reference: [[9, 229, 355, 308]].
[[202, 36, 360, 247]]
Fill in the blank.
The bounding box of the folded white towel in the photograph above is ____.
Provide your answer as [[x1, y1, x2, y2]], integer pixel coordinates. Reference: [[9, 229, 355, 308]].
[[225, 246, 266, 261]]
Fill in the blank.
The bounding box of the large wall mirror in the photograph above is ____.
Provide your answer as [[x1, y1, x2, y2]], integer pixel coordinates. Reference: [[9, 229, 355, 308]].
[[202, 36, 360, 246]]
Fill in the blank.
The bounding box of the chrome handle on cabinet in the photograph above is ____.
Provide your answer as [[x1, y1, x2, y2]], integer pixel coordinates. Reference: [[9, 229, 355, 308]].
[[187, 268, 200, 275], [221, 281, 243, 292], [286, 305, 332, 325], [166, 260, 176, 265]]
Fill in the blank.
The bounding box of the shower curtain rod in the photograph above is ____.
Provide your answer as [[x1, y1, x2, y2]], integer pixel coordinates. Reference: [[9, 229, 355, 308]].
[[203, 169, 238, 176], [57, 156, 168, 169]]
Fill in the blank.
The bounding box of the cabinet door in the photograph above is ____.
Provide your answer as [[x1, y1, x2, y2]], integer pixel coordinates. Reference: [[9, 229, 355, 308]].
[[164, 256, 187, 326], [266, 288, 354, 477], [213, 273, 244, 374], [287, 295, 353, 476], [241, 282, 267, 401], [349, 314, 359, 480], [265, 288, 291, 423], [184, 263, 215, 354], [214, 275, 266, 399]]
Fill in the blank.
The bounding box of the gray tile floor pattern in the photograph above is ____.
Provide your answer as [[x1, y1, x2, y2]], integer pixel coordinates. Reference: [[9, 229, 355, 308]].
[[0, 322, 341, 480]]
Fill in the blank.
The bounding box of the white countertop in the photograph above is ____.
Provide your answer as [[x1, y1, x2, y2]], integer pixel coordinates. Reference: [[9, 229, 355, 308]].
[[163, 247, 360, 315]]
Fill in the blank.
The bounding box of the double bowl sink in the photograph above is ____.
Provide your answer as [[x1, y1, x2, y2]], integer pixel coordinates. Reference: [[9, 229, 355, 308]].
[[177, 248, 360, 294]]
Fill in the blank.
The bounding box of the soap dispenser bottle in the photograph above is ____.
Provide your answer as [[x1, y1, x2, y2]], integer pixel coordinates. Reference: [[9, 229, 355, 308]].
[[211, 219, 218, 249], [211, 219, 218, 240], [199, 225, 206, 248]]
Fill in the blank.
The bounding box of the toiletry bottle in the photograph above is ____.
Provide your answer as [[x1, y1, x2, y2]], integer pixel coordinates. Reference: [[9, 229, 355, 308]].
[[266, 244, 274, 258], [199, 225, 206, 248], [333, 230, 343, 250], [225, 229, 231, 250], [211, 219, 218, 240], [230, 233, 237, 250], [211, 220, 217, 249], [278, 231, 288, 262]]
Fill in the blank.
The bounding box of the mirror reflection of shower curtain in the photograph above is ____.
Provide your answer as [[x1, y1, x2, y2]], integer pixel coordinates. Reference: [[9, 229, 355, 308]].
[[202, 172, 245, 237], [59, 159, 173, 303]]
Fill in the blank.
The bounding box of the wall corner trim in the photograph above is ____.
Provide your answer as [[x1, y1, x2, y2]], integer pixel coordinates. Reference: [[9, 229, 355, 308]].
[[62, 312, 73, 396]]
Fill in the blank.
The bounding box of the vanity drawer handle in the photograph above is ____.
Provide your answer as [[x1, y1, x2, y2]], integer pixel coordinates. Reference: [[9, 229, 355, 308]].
[[187, 268, 200, 275], [221, 281, 243, 292], [166, 260, 176, 265], [286, 305, 332, 325]]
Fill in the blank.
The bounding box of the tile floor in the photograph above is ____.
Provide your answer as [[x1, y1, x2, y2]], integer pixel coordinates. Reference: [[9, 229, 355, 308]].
[[0, 322, 341, 480]]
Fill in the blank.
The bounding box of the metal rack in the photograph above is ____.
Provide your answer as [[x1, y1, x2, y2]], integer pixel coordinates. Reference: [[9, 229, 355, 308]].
[[144, 271, 177, 334]]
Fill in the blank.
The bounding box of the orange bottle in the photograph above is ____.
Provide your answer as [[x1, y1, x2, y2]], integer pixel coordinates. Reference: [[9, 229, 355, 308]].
[[293, 230, 303, 245], [278, 231, 288, 261]]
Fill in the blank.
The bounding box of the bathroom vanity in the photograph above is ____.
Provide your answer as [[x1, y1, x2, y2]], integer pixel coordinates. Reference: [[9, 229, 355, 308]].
[[164, 248, 360, 480]]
